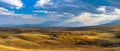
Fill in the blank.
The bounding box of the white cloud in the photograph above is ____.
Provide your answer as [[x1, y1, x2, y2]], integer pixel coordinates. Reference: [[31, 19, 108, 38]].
[[35, 0, 52, 7], [63, 0, 73, 2], [0, 7, 13, 15], [34, 0, 78, 8], [0, 0, 23, 9], [0, 7, 45, 25], [34, 10, 56, 14], [0, 7, 35, 19], [33, 10, 74, 18], [63, 6, 120, 26], [33, 10, 63, 18], [97, 6, 106, 13], [61, 4, 79, 8], [63, 12, 74, 17]]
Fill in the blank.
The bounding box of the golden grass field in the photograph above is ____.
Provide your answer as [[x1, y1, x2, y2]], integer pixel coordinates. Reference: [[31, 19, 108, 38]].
[[0, 25, 120, 51], [0, 32, 120, 51]]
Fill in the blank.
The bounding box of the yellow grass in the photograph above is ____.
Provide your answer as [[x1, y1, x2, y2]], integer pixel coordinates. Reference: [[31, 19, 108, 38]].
[[0, 45, 26, 51], [0, 32, 120, 51]]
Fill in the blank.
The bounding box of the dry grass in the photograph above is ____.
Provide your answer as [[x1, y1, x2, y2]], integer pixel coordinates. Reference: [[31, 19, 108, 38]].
[[0, 45, 26, 51], [0, 32, 120, 51], [1, 45, 120, 51]]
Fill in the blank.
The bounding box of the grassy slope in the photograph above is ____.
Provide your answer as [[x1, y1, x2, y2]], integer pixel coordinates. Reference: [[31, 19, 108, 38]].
[[0, 45, 120, 51], [0, 45, 26, 51], [0, 32, 120, 51]]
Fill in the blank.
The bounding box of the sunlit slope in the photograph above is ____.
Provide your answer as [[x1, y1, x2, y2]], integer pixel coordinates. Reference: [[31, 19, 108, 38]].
[[0, 45, 26, 51], [0, 33, 70, 49], [0, 32, 120, 51]]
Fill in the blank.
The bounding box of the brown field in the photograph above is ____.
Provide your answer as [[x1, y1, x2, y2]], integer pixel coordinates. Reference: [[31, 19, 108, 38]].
[[0, 25, 120, 51]]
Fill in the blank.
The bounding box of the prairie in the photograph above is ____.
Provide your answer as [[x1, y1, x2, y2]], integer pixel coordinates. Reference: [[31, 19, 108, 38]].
[[0, 25, 120, 51]]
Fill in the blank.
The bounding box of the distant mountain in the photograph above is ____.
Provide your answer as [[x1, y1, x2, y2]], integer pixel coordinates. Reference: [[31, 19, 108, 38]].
[[11, 21, 61, 27], [102, 20, 120, 26], [60, 21, 84, 27], [0, 21, 85, 27], [1, 20, 120, 27]]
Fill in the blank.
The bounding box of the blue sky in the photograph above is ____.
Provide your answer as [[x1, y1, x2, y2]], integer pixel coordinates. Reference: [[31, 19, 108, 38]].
[[0, 0, 120, 27]]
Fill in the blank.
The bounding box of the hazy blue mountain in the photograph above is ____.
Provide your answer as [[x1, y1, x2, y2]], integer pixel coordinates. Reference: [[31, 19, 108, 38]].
[[102, 20, 120, 26]]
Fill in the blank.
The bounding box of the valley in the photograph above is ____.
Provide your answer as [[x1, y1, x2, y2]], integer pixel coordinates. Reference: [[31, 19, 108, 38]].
[[0, 25, 120, 51]]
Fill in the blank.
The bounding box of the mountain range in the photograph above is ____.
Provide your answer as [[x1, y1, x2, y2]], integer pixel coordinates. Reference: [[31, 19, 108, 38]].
[[0, 20, 120, 27]]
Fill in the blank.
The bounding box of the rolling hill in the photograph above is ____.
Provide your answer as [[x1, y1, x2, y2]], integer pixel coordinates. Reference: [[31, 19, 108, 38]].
[[0, 25, 120, 51]]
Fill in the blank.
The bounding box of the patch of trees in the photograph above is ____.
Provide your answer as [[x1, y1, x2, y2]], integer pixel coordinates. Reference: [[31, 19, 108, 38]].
[[114, 31, 120, 38], [75, 39, 120, 47], [50, 32, 99, 42]]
